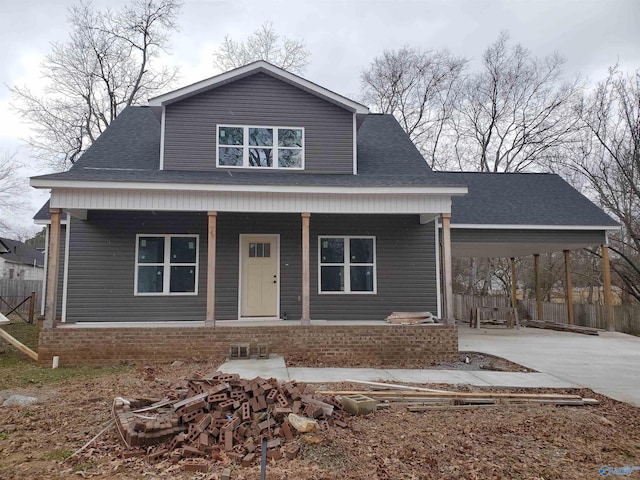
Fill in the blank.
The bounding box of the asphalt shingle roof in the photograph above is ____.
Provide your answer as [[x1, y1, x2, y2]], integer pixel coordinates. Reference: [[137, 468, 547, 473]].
[[435, 172, 619, 227], [30, 107, 617, 229], [0, 238, 44, 267]]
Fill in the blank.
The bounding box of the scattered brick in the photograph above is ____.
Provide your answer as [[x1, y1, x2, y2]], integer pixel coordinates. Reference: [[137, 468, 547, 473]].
[[112, 373, 349, 469]]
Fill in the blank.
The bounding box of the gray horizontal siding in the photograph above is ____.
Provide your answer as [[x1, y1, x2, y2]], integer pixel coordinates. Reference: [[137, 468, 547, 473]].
[[62, 212, 437, 322], [65, 211, 208, 323], [310, 215, 437, 320], [451, 229, 607, 245], [163, 73, 353, 174], [216, 213, 302, 320]]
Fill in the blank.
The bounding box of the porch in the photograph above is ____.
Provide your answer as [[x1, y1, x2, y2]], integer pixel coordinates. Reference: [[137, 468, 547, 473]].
[[37, 320, 458, 367]]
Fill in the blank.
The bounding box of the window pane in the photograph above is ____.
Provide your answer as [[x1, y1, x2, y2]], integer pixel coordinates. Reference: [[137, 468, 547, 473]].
[[350, 238, 374, 263], [218, 126, 243, 145], [249, 148, 273, 167], [171, 237, 196, 263], [170, 266, 196, 293], [278, 129, 302, 147], [219, 147, 243, 166], [138, 266, 163, 293], [263, 242, 271, 258], [249, 128, 273, 146], [257, 243, 264, 257], [350, 266, 374, 292], [278, 149, 302, 168], [321, 266, 344, 291], [320, 238, 344, 263], [249, 243, 256, 258], [138, 237, 164, 263]]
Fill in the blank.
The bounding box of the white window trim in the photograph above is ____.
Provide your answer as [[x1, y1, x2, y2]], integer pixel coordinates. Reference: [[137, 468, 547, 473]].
[[134, 234, 199, 296], [318, 235, 377, 295], [216, 124, 305, 170]]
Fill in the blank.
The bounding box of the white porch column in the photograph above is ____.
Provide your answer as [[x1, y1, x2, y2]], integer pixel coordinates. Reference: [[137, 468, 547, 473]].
[[301, 212, 311, 324], [601, 244, 615, 331], [205, 211, 217, 326], [44, 208, 62, 329], [441, 213, 454, 324]]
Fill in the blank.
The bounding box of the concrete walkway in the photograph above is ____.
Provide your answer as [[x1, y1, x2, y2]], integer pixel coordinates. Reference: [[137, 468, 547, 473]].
[[459, 325, 640, 407], [218, 355, 576, 390], [218, 325, 640, 406]]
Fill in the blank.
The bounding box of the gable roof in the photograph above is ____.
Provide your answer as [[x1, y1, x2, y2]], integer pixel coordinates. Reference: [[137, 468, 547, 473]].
[[435, 171, 619, 228], [31, 108, 462, 190], [149, 61, 369, 114], [0, 237, 44, 268]]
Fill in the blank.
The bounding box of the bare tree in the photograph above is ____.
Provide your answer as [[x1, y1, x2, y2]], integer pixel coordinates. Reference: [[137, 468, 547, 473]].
[[569, 66, 640, 302], [360, 46, 467, 169], [11, 0, 182, 171], [213, 22, 310, 74], [0, 152, 29, 237], [453, 32, 581, 172]]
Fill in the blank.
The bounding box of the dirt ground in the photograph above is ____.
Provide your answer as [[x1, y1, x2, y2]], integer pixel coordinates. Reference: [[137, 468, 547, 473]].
[[1, 357, 640, 480]]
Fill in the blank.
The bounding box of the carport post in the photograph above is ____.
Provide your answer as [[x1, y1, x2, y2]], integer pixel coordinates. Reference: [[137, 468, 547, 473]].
[[510, 257, 517, 309], [601, 245, 615, 331], [564, 250, 574, 325], [441, 213, 454, 324], [534, 254, 543, 321]]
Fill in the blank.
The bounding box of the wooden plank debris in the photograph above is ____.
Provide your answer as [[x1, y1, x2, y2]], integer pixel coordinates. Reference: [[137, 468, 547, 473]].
[[385, 311, 435, 324], [0, 325, 38, 361], [523, 320, 600, 335]]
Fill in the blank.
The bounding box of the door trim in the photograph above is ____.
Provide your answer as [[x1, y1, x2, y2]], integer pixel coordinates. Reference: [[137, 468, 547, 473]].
[[238, 234, 280, 320]]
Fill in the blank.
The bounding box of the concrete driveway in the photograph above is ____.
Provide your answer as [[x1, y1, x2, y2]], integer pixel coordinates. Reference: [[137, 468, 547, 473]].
[[459, 325, 640, 407]]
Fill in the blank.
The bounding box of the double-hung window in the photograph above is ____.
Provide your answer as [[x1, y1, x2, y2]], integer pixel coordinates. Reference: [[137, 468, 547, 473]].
[[319, 236, 376, 294], [135, 235, 199, 295], [217, 125, 304, 169]]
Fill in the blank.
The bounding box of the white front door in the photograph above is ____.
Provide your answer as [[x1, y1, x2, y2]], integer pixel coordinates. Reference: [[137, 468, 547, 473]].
[[240, 235, 278, 317]]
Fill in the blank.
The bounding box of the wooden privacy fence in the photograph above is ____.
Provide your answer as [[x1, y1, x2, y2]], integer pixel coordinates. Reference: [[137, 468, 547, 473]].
[[0, 279, 42, 323], [454, 294, 640, 336]]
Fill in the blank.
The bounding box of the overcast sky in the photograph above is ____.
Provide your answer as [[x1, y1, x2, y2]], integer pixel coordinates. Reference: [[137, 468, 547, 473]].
[[1, 0, 639, 236]]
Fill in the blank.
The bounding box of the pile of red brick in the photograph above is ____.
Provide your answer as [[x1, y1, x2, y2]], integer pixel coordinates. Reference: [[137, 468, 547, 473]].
[[113, 372, 348, 470]]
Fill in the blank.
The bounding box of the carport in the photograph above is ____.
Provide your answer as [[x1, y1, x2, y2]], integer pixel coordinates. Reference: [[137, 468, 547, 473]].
[[435, 172, 620, 329]]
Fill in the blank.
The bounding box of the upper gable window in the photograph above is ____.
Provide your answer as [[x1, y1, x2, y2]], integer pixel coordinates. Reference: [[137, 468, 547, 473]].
[[217, 125, 304, 169]]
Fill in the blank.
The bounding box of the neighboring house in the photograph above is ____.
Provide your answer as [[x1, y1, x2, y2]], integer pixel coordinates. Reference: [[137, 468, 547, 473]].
[[0, 237, 44, 281], [30, 61, 617, 329]]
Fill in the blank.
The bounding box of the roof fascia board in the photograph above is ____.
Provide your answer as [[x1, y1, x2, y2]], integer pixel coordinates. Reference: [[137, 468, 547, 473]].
[[148, 61, 369, 114], [30, 178, 468, 196], [452, 223, 620, 231]]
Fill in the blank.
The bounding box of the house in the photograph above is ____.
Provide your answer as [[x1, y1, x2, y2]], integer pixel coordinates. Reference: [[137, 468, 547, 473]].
[[30, 61, 618, 366], [0, 237, 44, 281]]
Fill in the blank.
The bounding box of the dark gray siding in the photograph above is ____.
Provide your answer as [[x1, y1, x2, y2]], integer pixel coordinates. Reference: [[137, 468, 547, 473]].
[[216, 213, 302, 320], [452, 229, 607, 245], [310, 215, 437, 320], [163, 73, 353, 174], [65, 211, 208, 323], [62, 212, 437, 322]]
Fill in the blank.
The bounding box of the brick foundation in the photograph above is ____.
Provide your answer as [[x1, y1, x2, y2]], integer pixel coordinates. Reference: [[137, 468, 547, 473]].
[[38, 324, 458, 367]]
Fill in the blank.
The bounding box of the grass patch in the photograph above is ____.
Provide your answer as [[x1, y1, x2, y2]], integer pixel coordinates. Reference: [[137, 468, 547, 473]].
[[0, 432, 8, 440], [1, 316, 39, 351], [73, 461, 97, 473], [0, 360, 133, 389], [43, 449, 75, 461], [0, 317, 131, 389]]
